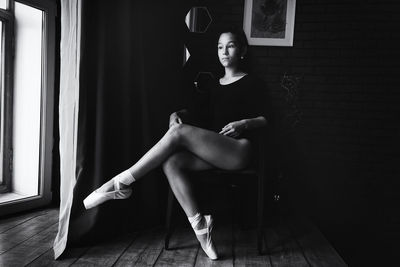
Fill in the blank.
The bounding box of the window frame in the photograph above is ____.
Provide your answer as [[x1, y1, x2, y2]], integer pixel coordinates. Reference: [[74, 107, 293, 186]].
[[0, 0, 14, 194], [0, 0, 56, 216]]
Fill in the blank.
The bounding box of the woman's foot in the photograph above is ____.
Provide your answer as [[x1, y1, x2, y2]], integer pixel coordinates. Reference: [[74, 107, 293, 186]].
[[83, 170, 135, 209], [189, 213, 218, 260]]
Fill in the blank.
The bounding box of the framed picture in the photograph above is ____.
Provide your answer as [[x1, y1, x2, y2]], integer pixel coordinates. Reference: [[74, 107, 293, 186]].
[[243, 0, 296, 46]]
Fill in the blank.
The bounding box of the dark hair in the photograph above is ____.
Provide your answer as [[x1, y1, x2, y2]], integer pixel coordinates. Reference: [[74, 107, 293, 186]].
[[218, 26, 249, 55]]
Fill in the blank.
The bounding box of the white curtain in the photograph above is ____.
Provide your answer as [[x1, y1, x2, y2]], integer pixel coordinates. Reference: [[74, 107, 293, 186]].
[[53, 0, 81, 259]]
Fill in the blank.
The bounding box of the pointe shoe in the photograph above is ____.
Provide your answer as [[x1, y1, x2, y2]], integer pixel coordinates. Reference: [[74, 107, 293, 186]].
[[192, 215, 218, 260], [83, 175, 132, 210]]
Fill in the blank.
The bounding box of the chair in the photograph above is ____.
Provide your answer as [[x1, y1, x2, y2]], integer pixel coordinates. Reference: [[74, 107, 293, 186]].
[[164, 129, 267, 255]]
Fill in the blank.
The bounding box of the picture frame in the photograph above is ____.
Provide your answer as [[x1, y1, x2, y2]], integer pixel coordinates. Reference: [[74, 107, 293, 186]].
[[243, 0, 296, 46]]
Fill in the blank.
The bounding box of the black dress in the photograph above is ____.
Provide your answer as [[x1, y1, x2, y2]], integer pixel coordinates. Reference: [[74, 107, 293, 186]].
[[208, 74, 268, 143]]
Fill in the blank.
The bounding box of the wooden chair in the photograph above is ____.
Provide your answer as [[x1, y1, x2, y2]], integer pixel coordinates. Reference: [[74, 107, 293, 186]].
[[164, 129, 267, 254]]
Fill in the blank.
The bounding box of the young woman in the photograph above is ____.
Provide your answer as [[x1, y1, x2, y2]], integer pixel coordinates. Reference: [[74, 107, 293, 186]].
[[83, 27, 267, 260]]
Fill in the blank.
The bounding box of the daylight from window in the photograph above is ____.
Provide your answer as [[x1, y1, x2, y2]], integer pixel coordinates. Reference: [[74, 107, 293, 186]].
[[11, 2, 43, 198]]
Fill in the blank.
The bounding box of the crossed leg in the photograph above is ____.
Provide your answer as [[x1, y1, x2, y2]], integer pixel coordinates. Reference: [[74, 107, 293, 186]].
[[85, 123, 252, 259], [90, 123, 252, 208], [127, 123, 252, 180]]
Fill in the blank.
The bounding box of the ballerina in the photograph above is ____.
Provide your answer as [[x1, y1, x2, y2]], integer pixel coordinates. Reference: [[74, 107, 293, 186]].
[[83, 27, 268, 260]]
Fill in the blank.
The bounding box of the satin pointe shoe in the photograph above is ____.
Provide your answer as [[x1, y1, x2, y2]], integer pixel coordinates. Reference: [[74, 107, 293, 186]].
[[192, 215, 219, 260], [83, 174, 132, 210]]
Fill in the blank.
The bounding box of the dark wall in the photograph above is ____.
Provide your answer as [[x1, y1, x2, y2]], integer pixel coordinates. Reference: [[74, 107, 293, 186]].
[[184, 0, 399, 265]]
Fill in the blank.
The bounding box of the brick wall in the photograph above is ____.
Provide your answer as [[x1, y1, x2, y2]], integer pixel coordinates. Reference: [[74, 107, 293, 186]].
[[185, 0, 400, 264]]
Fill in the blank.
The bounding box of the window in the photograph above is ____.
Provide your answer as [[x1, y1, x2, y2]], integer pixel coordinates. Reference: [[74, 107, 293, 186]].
[[0, 0, 56, 216]]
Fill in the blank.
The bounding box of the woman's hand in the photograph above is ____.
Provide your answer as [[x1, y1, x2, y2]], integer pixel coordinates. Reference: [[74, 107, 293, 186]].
[[219, 120, 247, 138], [169, 112, 183, 128]]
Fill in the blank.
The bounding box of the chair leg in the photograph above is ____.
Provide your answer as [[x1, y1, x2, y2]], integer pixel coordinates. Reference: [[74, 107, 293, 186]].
[[164, 187, 174, 250], [257, 173, 265, 255], [230, 184, 238, 227]]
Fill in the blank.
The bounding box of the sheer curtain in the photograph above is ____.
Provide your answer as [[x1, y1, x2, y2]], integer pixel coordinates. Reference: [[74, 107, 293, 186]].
[[54, 0, 186, 259], [53, 0, 81, 259]]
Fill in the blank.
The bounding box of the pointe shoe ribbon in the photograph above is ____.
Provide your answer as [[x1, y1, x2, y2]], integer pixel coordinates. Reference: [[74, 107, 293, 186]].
[[192, 215, 219, 260], [83, 174, 132, 210]]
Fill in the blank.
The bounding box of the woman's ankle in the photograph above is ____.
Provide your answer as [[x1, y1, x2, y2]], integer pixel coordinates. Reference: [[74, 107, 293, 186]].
[[188, 213, 208, 231], [118, 169, 136, 186]]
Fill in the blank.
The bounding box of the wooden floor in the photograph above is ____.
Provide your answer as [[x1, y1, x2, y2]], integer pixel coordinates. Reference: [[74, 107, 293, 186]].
[[0, 207, 347, 266]]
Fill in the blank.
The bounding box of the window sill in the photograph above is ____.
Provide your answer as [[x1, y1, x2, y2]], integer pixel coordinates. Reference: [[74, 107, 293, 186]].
[[0, 192, 35, 204]]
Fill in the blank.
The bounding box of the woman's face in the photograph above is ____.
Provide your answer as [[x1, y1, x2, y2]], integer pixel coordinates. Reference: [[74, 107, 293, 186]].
[[217, 32, 241, 68]]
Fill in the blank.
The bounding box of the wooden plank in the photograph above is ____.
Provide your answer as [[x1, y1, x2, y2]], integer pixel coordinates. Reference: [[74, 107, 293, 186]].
[[194, 223, 233, 267], [0, 222, 58, 266], [0, 208, 49, 234], [0, 208, 59, 254], [71, 233, 135, 267], [287, 217, 348, 267], [155, 227, 198, 267], [234, 228, 272, 267], [265, 222, 310, 267], [114, 229, 163, 267], [26, 245, 90, 267]]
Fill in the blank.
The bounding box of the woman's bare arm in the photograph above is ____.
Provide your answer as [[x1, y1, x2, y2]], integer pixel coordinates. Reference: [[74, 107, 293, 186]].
[[219, 116, 267, 138], [240, 116, 267, 130]]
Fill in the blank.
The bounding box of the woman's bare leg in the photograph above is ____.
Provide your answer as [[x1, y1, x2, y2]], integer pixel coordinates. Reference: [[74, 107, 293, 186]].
[[162, 151, 214, 217], [163, 151, 218, 258], [127, 123, 252, 180], [98, 123, 251, 192]]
